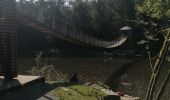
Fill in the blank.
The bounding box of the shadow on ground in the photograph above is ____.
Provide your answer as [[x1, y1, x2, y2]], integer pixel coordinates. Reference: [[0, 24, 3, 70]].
[[105, 59, 140, 90], [0, 82, 82, 100], [0, 79, 21, 94]]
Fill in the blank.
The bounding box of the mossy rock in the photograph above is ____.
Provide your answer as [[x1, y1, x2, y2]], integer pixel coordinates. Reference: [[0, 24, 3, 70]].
[[52, 84, 106, 100]]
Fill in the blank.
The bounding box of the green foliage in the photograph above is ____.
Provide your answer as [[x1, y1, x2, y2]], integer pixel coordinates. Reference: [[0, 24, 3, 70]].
[[137, 1, 161, 19], [136, 0, 170, 28], [165, 9, 170, 18], [136, 0, 170, 99], [17, 0, 137, 40], [136, 0, 170, 54]]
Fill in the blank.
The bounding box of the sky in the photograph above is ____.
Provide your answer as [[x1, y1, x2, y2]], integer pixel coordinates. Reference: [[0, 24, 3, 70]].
[[16, 0, 37, 1], [15, 0, 71, 1]]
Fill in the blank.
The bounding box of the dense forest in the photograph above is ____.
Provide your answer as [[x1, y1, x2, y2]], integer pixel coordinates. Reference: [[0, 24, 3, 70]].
[[16, 0, 170, 55], [17, 0, 140, 40]]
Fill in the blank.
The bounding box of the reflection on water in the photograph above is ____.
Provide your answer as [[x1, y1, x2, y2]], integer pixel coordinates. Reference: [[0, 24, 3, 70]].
[[18, 57, 170, 99], [18, 57, 134, 82], [116, 60, 170, 100]]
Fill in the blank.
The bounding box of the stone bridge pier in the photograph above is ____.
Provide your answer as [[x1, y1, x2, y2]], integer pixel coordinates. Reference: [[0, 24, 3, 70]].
[[0, 0, 17, 80]]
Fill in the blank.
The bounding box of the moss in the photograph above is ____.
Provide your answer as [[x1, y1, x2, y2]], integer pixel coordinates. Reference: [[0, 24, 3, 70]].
[[70, 85, 105, 98], [52, 84, 106, 100], [53, 87, 83, 100]]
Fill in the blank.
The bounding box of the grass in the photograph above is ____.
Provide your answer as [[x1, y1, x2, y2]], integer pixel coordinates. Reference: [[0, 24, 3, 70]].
[[52, 84, 106, 100]]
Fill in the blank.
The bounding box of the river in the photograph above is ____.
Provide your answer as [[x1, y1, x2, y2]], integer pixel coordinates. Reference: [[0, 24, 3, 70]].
[[17, 56, 170, 99]]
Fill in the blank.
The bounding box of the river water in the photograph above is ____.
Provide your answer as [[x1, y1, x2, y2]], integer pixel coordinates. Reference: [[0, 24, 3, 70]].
[[18, 56, 170, 99]]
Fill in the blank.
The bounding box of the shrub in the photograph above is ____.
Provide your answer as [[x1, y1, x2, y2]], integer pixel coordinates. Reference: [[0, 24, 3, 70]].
[[32, 65, 68, 81], [32, 51, 68, 81]]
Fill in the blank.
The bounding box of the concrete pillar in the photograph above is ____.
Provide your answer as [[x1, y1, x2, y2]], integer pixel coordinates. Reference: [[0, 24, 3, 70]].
[[0, 0, 17, 80]]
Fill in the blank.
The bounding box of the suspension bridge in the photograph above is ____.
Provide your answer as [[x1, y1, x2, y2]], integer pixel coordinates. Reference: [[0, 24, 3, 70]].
[[18, 14, 127, 48], [0, 0, 128, 80]]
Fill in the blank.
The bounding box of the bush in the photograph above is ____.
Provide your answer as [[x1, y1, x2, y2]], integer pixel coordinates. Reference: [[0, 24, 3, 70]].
[[32, 65, 68, 81], [32, 51, 67, 81]]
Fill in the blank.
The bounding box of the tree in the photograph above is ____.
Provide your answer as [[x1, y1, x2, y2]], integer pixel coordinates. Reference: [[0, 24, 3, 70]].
[[136, 0, 170, 100], [17, 0, 138, 40]]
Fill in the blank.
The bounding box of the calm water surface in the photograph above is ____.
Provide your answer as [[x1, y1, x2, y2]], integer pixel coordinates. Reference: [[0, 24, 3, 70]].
[[18, 56, 170, 99]]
